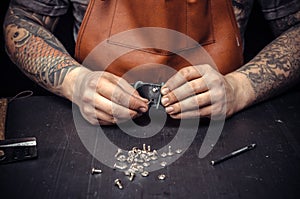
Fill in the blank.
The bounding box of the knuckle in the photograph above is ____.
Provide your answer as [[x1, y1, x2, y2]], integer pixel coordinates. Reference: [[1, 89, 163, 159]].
[[81, 105, 90, 115]]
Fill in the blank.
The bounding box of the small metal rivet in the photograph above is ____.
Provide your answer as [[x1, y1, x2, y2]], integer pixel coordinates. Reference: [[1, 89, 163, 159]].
[[160, 161, 167, 167], [152, 87, 159, 92], [129, 172, 135, 181], [158, 174, 166, 180], [114, 148, 123, 157], [167, 146, 174, 156], [91, 168, 102, 175], [141, 171, 149, 177], [114, 179, 123, 189], [161, 152, 167, 158], [175, 149, 182, 154], [114, 163, 128, 170], [143, 162, 150, 167], [117, 155, 127, 162]]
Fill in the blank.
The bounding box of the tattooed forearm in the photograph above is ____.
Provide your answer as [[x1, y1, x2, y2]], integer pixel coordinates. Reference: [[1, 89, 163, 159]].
[[4, 5, 80, 95], [237, 22, 300, 103]]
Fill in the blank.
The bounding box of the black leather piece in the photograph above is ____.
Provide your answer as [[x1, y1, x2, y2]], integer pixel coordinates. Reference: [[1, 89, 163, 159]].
[[133, 81, 164, 109]]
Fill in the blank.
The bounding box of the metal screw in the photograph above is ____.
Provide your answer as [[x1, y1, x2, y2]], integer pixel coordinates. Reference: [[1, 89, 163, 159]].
[[129, 172, 135, 181], [114, 179, 123, 189], [115, 148, 123, 157], [167, 146, 174, 156], [91, 168, 102, 174], [142, 144, 147, 153]]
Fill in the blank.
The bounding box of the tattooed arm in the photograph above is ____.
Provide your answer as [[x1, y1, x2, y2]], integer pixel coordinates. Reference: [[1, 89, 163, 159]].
[[160, 9, 300, 119], [226, 10, 300, 112], [4, 5, 80, 97], [4, 4, 148, 125]]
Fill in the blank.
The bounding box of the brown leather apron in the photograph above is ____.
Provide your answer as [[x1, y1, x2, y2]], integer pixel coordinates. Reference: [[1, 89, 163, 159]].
[[75, 0, 243, 83]]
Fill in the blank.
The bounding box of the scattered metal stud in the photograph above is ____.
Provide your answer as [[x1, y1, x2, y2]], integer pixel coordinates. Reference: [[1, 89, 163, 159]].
[[160, 161, 167, 167], [147, 145, 151, 152], [91, 168, 102, 175], [114, 179, 123, 189], [151, 155, 158, 160], [117, 155, 127, 162], [114, 148, 123, 157], [143, 162, 150, 167], [129, 172, 135, 181], [175, 149, 182, 154], [161, 152, 167, 158], [141, 171, 149, 177], [158, 174, 166, 180], [114, 163, 128, 170], [167, 146, 174, 156]]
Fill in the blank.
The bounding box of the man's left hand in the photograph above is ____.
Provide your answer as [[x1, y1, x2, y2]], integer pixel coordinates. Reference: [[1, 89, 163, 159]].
[[160, 64, 239, 119]]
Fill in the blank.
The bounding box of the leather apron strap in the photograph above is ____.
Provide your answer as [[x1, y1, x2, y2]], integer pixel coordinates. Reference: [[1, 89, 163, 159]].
[[75, 0, 243, 83]]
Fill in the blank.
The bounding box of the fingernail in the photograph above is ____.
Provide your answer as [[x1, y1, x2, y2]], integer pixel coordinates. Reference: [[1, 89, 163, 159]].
[[161, 97, 169, 105], [161, 87, 170, 95], [139, 107, 148, 113], [140, 97, 149, 103], [165, 106, 174, 113]]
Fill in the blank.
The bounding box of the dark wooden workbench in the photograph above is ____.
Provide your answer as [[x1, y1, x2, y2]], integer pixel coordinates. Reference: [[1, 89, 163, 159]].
[[1, 86, 300, 199]]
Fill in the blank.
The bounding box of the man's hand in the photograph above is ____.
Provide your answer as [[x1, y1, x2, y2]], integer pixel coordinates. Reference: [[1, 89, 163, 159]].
[[160, 64, 251, 119], [67, 68, 149, 125]]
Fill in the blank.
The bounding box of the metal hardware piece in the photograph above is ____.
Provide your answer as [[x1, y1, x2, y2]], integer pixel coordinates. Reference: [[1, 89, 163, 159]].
[[152, 87, 159, 93], [143, 162, 150, 167], [141, 171, 149, 177], [117, 155, 127, 162], [160, 161, 167, 167], [91, 168, 102, 174], [167, 146, 174, 156], [161, 152, 167, 158], [114, 163, 128, 170], [158, 174, 166, 180], [114, 179, 123, 189], [129, 172, 135, 181], [133, 81, 164, 110], [115, 148, 123, 157], [175, 149, 183, 154], [0, 137, 38, 164]]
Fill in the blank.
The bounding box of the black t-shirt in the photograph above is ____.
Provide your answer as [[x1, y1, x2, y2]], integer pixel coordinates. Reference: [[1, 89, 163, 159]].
[[10, 0, 300, 41]]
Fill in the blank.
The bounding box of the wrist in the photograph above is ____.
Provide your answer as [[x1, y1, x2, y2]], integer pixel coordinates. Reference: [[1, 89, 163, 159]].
[[225, 71, 256, 114], [60, 66, 91, 103]]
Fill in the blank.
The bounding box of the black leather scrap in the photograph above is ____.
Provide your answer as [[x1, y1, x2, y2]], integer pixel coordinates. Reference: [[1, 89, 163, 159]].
[[133, 81, 164, 109]]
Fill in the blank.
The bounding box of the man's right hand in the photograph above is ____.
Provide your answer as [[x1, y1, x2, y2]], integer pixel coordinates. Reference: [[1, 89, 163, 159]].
[[64, 67, 149, 125]]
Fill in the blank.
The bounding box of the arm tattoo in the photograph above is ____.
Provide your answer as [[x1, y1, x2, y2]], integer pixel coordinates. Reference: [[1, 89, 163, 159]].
[[237, 20, 300, 103], [4, 6, 80, 95]]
